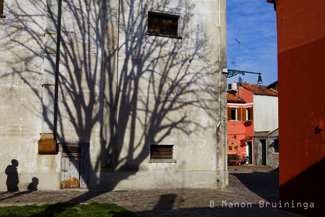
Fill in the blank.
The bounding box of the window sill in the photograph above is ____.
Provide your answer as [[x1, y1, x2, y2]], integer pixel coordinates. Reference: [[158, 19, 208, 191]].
[[149, 159, 177, 163], [0, 15, 6, 18], [146, 32, 182, 39], [272, 152, 279, 155]]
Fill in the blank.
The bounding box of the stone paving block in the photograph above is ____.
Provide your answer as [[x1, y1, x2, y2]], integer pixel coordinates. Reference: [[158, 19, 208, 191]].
[[0, 166, 304, 217]]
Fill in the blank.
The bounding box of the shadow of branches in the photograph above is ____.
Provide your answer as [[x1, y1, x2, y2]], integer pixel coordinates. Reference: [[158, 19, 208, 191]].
[[0, 0, 224, 206]]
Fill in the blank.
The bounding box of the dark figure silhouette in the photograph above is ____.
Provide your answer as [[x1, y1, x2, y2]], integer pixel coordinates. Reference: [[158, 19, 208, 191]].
[[5, 159, 19, 192], [27, 177, 39, 191]]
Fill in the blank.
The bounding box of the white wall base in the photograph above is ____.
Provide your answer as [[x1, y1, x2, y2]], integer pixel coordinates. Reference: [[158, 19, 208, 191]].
[[0, 173, 60, 191], [88, 171, 219, 190]]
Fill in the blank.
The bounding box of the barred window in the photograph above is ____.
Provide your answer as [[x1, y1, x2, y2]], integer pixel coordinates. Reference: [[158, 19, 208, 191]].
[[147, 12, 179, 37], [149, 144, 176, 163]]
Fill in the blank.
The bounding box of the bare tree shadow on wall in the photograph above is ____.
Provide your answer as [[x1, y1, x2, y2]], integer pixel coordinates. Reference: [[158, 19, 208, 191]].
[[0, 0, 225, 214]]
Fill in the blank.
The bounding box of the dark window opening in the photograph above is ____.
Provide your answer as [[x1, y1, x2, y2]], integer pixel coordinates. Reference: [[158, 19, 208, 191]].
[[246, 107, 253, 121], [148, 12, 179, 37], [261, 139, 266, 165], [150, 145, 173, 160], [274, 139, 279, 153], [246, 108, 251, 120], [0, 0, 4, 16], [231, 108, 236, 120]]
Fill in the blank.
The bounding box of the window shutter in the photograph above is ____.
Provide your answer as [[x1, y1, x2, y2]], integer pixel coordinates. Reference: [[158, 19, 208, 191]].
[[242, 108, 246, 120], [0, 0, 3, 15], [250, 107, 254, 120], [62, 144, 82, 158], [151, 145, 173, 159], [227, 107, 232, 120], [237, 108, 241, 121]]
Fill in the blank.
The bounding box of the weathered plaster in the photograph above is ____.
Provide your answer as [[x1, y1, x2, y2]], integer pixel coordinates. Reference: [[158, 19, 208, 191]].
[[0, 0, 227, 191]]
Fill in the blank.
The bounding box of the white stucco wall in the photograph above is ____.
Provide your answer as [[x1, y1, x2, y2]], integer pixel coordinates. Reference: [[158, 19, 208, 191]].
[[0, 0, 228, 191], [0, 0, 63, 191], [253, 95, 278, 132]]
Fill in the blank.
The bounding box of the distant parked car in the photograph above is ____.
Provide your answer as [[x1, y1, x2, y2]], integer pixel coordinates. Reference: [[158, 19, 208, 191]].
[[228, 154, 240, 166]]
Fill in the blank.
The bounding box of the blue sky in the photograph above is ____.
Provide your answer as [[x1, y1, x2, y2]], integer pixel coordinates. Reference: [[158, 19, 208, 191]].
[[227, 0, 277, 86]]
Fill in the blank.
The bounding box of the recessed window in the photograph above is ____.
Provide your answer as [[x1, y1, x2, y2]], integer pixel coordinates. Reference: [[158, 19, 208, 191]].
[[149, 144, 176, 163], [246, 107, 253, 120], [147, 12, 179, 37], [228, 107, 242, 121], [231, 108, 236, 120], [0, 0, 4, 16]]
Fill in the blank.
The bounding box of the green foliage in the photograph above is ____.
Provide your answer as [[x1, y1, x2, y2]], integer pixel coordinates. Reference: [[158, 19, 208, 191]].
[[229, 145, 233, 150], [0, 202, 137, 217], [234, 145, 238, 150]]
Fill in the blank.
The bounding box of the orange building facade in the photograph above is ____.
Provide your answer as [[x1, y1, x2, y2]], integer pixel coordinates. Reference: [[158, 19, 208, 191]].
[[227, 82, 278, 166], [227, 91, 254, 164]]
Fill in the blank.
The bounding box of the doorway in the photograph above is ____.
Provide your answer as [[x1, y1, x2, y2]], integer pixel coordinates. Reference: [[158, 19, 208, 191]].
[[61, 143, 88, 189], [260, 139, 266, 165], [247, 141, 252, 164]]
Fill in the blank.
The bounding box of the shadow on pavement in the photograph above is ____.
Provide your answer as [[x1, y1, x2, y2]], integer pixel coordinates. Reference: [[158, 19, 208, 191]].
[[153, 194, 177, 210], [280, 158, 325, 217], [230, 170, 279, 203], [0, 191, 32, 203]]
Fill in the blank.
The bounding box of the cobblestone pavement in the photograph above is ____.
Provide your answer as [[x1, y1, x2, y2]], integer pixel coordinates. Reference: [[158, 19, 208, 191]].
[[0, 166, 303, 216]]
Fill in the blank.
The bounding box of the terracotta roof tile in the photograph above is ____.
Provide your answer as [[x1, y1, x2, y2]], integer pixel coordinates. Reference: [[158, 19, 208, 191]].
[[241, 83, 278, 96], [267, 81, 278, 88], [227, 93, 246, 103]]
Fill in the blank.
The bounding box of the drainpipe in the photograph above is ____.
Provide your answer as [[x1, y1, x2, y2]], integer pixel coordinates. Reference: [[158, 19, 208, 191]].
[[217, 0, 228, 189], [38, 0, 62, 154], [217, 0, 222, 130]]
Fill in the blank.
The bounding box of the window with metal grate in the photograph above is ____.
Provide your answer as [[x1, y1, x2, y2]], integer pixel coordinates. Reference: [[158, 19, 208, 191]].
[[147, 12, 180, 38], [150, 145, 173, 159]]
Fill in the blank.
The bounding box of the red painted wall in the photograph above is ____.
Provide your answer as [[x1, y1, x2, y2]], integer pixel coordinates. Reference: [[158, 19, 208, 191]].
[[275, 0, 325, 215], [236, 87, 254, 103], [235, 87, 254, 139]]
